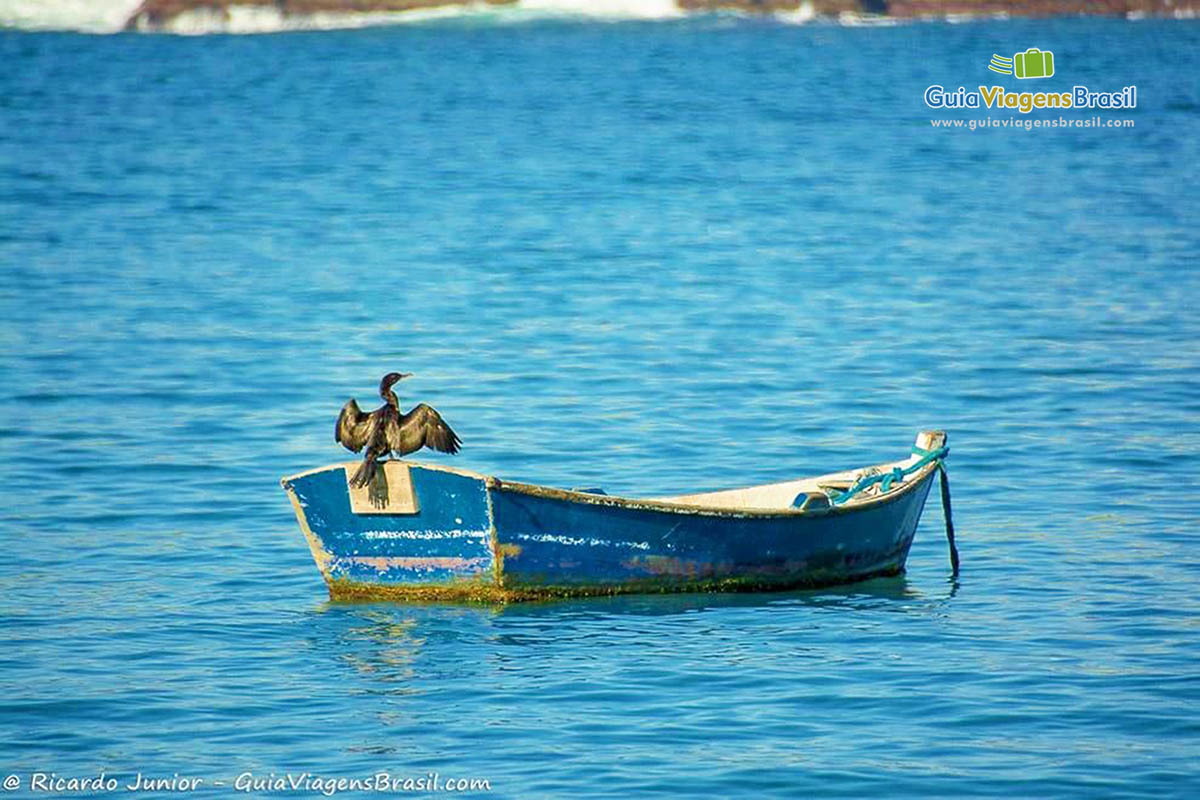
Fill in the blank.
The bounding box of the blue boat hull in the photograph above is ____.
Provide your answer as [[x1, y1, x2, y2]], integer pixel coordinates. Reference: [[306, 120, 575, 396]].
[[281, 435, 944, 602], [490, 480, 932, 595]]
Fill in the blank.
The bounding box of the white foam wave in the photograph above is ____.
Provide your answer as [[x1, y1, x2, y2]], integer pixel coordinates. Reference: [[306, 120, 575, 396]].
[[773, 1, 815, 24], [516, 0, 682, 19], [835, 9, 898, 25], [146, 0, 682, 34], [0, 0, 144, 32], [140, 4, 510, 34], [1, 0, 913, 34]]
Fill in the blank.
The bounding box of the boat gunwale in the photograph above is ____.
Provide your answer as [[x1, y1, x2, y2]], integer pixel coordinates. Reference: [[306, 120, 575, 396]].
[[280, 450, 940, 520], [488, 457, 937, 518]]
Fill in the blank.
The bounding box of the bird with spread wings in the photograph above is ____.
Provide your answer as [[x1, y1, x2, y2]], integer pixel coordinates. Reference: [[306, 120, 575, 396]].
[[335, 372, 461, 491]]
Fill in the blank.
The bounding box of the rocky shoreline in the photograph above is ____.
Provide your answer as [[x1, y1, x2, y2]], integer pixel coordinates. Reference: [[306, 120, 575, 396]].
[[125, 0, 1200, 31]]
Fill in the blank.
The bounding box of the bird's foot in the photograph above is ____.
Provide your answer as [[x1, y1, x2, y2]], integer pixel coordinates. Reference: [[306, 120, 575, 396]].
[[368, 483, 387, 509], [367, 468, 389, 508], [349, 458, 375, 489]]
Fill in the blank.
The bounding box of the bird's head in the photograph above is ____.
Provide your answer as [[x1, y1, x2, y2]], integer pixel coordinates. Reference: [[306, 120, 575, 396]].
[[380, 372, 412, 394]]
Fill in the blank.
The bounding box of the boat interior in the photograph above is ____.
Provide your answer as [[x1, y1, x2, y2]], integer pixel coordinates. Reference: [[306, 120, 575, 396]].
[[645, 432, 944, 512], [647, 455, 916, 511]]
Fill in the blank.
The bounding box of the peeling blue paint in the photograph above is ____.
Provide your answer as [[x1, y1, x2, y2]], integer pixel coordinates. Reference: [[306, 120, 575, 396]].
[[283, 465, 493, 587]]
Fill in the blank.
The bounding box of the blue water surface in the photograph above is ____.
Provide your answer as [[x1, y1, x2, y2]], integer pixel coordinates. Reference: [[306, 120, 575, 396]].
[[1, 15, 1199, 799]]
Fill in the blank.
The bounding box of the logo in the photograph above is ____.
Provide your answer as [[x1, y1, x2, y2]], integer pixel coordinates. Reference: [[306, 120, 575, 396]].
[[924, 45, 1135, 116], [988, 48, 1055, 79], [988, 54, 1014, 74]]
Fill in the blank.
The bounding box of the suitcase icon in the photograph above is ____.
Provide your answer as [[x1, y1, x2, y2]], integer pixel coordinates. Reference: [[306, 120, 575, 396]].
[[1014, 48, 1055, 79]]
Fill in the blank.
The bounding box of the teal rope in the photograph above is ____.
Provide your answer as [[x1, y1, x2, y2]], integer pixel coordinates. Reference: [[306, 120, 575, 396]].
[[829, 444, 949, 506]]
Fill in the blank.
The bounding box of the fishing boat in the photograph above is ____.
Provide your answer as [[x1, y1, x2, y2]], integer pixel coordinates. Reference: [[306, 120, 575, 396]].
[[280, 430, 957, 602]]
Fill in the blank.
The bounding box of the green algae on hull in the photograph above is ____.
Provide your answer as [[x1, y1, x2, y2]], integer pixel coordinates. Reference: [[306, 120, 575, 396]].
[[325, 566, 908, 604]]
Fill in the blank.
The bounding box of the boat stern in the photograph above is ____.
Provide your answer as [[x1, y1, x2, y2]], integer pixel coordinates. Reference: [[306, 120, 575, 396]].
[[280, 461, 500, 601]]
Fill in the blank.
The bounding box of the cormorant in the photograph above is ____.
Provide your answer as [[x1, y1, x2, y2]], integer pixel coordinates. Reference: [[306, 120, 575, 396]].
[[335, 372, 461, 488]]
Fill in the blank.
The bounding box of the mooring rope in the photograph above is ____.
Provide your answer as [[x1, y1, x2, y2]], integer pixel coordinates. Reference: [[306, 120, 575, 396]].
[[938, 462, 959, 575], [828, 443, 958, 575], [829, 444, 949, 506]]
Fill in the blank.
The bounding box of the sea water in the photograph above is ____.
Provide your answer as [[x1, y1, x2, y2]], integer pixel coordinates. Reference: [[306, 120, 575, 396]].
[[1, 12, 1198, 798]]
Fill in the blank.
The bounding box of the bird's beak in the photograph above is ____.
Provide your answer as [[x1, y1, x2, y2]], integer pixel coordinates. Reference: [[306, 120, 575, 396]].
[[400, 373, 413, 379]]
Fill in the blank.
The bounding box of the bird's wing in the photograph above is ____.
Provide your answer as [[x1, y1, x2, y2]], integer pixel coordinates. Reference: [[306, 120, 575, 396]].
[[392, 403, 462, 455], [335, 398, 373, 452]]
